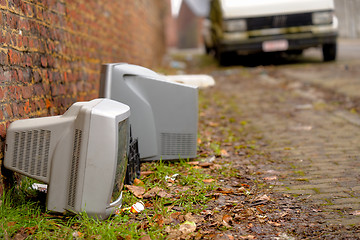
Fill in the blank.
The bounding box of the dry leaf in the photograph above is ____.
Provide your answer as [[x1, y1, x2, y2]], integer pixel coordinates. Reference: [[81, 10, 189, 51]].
[[210, 164, 222, 170], [222, 214, 233, 227], [139, 235, 151, 240], [179, 221, 196, 234], [350, 210, 360, 215], [255, 194, 270, 202], [72, 231, 83, 238], [125, 185, 145, 198], [25, 226, 38, 235], [227, 235, 235, 240], [153, 214, 164, 227], [216, 187, 234, 194], [134, 178, 145, 186], [239, 235, 255, 239], [198, 162, 214, 168], [143, 186, 172, 198], [203, 179, 215, 183], [187, 161, 200, 165], [13, 228, 28, 240], [140, 171, 154, 177], [7, 221, 16, 227], [268, 221, 281, 227], [263, 176, 277, 181], [208, 121, 219, 127], [220, 149, 230, 157]]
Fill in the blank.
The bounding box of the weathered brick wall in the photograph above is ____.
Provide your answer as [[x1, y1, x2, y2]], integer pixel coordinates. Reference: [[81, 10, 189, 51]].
[[0, 0, 168, 192]]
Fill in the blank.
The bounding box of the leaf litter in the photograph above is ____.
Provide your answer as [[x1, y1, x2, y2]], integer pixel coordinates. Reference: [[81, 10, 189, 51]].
[[116, 64, 360, 239]]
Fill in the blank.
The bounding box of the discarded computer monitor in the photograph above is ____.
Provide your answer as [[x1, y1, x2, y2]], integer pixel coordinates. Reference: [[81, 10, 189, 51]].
[[4, 99, 130, 219], [99, 63, 198, 161]]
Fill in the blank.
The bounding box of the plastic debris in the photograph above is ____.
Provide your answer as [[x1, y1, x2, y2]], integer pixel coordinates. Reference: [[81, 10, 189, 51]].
[[165, 74, 215, 88], [31, 183, 48, 193], [165, 174, 179, 182], [115, 201, 145, 215], [130, 201, 145, 213]]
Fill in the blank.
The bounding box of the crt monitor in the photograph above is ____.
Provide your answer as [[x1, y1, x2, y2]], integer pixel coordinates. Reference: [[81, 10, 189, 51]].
[[4, 98, 130, 219], [99, 63, 198, 161]]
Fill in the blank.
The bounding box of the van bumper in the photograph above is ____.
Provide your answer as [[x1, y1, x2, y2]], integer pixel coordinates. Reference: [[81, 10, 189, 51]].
[[220, 32, 338, 55]]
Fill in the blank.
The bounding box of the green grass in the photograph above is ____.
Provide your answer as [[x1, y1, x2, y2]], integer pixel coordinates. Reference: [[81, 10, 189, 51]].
[[0, 159, 218, 239], [0, 80, 259, 239]]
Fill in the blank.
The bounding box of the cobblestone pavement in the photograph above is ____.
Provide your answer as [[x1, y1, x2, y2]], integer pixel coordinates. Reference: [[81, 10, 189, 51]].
[[207, 53, 360, 227]]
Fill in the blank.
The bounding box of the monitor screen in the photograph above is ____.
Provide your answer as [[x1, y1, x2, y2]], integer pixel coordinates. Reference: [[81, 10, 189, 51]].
[[111, 119, 129, 203]]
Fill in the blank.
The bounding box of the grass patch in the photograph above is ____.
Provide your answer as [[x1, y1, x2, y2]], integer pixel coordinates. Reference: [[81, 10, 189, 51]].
[[0, 159, 218, 239]]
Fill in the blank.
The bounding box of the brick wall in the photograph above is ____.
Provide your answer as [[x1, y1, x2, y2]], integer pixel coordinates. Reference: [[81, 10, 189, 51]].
[[0, 0, 168, 193]]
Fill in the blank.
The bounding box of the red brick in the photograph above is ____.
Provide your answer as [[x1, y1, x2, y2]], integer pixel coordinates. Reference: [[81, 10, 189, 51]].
[[40, 55, 47, 67], [0, 123, 6, 139], [0, 0, 6, 8], [4, 104, 13, 118], [22, 86, 33, 99], [0, 0, 168, 191]]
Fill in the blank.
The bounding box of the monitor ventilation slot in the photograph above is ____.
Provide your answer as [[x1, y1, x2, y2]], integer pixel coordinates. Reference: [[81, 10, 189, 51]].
[[160, 133, 197, 157], [68, 129, 82, 208], [12, 130, 51, 178]]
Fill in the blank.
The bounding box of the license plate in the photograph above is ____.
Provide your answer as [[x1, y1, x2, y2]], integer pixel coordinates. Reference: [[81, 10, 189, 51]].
[[262, 39, 289, 52]]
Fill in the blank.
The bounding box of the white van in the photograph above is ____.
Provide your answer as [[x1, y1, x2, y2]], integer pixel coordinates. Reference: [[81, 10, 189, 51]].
[[204, 0, 338, 65]]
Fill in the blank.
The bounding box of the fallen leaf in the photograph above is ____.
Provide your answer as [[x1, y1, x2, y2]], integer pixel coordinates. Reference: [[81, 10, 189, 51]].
[[7, 221, 16, 227], [268, 221, 281, 227], [13, 227, 28, 240], [184, 212, 196, 222], [203, 179, 215, 183], [221, 149, 230, 157], [227, 235, 235, 240], [143, 186, 172, 198], [153, 214, 164, 227], [198, 162, 214, 168], [25, 226, 38, 235], [72, 231, 83, 238], [125, 185, 145, 198], [254, 194, 270, 202], [263, 176, 277, 181], [350, 210, 360, 215], [210, 164, 222, 170], [239, 235, 255, 239], [187, 161, 199, 165], [139, 235, 151, 240], [208, 121, 219, 127], [179, 221, 196, 234], [140, 171, 154, 177], [133, 178, 145, 186], [312, 208, 322, 212], [222, 214, 233, 227], [216, 187, 234, 194]]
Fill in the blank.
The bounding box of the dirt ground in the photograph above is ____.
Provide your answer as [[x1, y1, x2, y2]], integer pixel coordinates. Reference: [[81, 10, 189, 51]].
[[169, 44, 360, 239]]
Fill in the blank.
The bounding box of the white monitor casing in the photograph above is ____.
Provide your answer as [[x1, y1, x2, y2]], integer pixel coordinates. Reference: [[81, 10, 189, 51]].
[[99, 63, 198, 161], [4, 99, 130, 219]]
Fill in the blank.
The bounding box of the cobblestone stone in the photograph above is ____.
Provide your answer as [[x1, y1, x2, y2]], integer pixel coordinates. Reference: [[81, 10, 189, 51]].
[[210, 54, 360, 226]]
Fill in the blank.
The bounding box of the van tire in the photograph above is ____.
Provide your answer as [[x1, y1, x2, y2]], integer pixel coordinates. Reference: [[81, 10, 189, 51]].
[[216, 48, 235, 66], [322, 43, 337, 62]]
